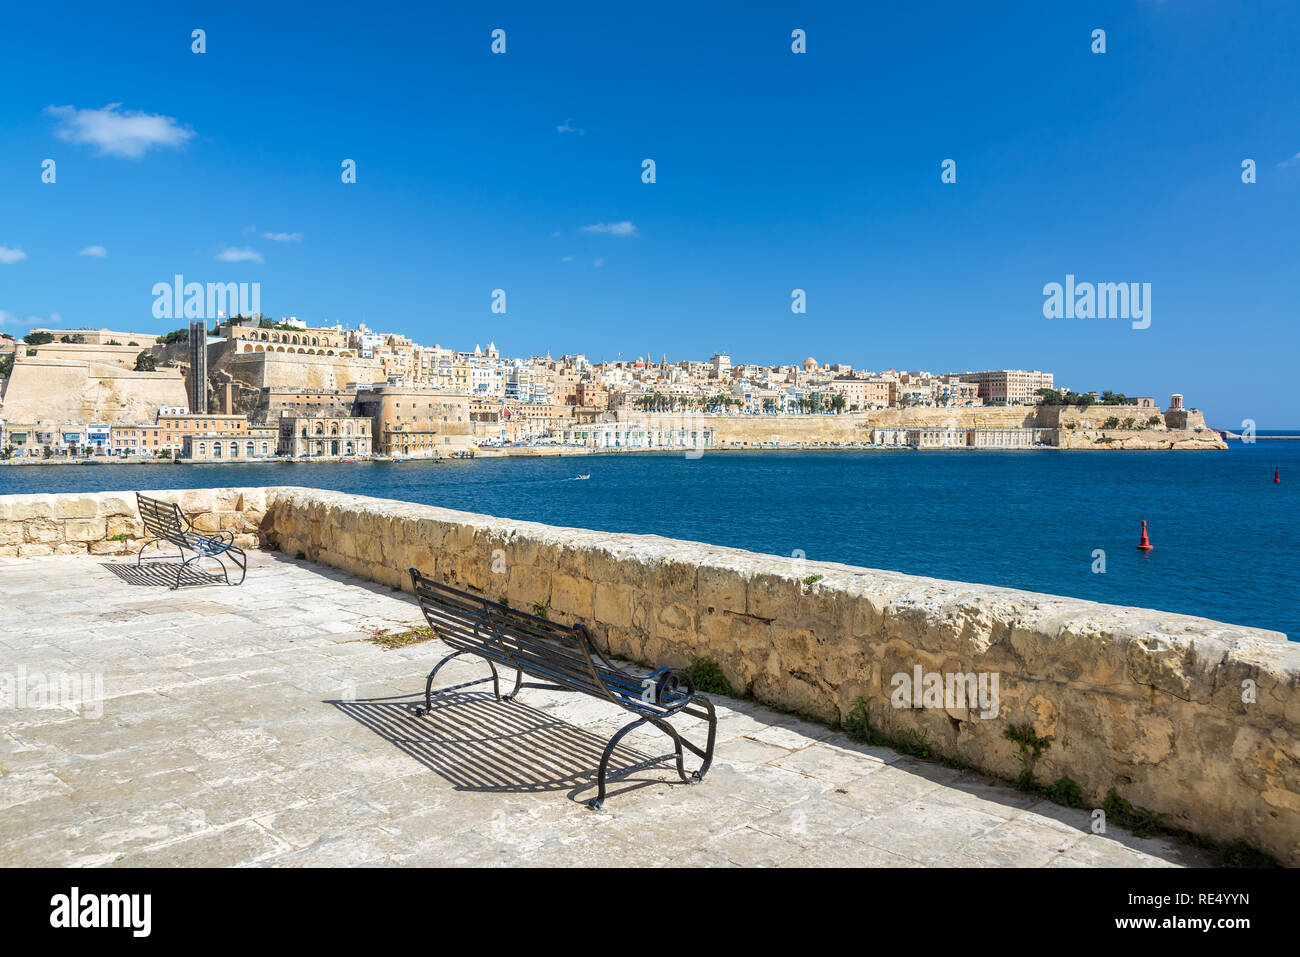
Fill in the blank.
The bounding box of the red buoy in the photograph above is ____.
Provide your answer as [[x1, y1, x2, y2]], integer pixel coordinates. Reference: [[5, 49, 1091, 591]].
[[1137, 520, 1154, 551], [1275, 468, 1281, 484]]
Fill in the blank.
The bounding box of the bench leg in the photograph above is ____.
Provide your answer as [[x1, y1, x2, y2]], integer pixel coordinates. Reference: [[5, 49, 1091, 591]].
[[588, 716, 648, 811], [225, 546, 247, 585], [175, 551, 201, 590], [137, 538, 183, 566], [587, 696, 718, 810], [415, 650, 466, 715], [413, 652, 523, 717]]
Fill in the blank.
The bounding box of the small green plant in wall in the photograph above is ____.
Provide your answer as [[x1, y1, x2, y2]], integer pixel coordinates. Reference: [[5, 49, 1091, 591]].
[[688, 657, 734, 696], [1003, 723, 1051, 791]]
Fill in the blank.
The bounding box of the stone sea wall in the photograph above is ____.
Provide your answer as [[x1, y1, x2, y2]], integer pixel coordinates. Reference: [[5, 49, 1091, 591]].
[[0, 486, 1295, 862], [0, 488, 267, 556]]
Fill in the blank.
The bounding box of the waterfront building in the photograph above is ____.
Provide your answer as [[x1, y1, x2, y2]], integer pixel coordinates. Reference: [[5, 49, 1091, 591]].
[[110, 424, 161, 455], [353, 384, 473, 456], [277, 415, 372, 458], [968, 428, 1045, 448], [157, 413, 248, 455], [183, 428, 278, 461], [560, 421, 715, 450]]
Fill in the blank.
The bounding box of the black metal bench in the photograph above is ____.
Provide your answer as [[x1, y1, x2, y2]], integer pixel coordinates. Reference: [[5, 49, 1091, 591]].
[[409, 568, 716, 809], [135, 492, 247, 590]]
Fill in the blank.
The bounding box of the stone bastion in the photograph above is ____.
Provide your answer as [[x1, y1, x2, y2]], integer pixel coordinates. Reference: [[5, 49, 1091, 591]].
[[1, 486, 1295, 863]]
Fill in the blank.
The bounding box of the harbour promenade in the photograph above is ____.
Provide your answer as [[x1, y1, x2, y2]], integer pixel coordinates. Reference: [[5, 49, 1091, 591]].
[[1, 487, 1296, 866], [1, 551, 1212, 867]]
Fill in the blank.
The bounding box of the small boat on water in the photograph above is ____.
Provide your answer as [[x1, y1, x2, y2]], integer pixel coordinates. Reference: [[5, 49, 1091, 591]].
[[575, 473, 591, 480]]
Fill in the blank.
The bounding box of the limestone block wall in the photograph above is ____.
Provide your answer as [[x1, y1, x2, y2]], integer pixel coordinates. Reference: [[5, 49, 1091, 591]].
[[0, 486, 1295, 862], [0, 488, 268, 557], [266, 487, 1300, 864]]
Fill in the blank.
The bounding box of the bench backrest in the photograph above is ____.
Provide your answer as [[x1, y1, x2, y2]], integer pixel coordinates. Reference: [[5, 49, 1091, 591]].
[[136, 493, 188, 546], [409, 569, 624, 701]]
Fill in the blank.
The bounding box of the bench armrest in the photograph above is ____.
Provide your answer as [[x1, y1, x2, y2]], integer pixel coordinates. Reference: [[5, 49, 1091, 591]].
[[645, 667, 696, 711]]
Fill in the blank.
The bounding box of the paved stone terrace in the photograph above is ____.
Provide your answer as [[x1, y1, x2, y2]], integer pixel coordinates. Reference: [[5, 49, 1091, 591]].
[[0, 553, 1213, 867]]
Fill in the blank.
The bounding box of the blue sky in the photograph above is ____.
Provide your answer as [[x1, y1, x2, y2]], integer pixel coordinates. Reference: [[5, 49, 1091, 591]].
[[2, 1, 1297, 425]]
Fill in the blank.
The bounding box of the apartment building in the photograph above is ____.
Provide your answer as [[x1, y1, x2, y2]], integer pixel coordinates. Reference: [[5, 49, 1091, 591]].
[[958, 369, 1054, 406], [111, 424, 162, 455], [827, 376, 896, 410], [157, 413, 249, 454]]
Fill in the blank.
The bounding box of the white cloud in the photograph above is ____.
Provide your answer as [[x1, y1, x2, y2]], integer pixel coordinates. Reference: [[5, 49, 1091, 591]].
[[0, 309, 62, 326], [261, 231, 302, 243], [561, 255, 574, 262], [45, 103, 195, 159], [215, 246, 264, 263], [78, 245, 108, 258], [580, 221, 637, 237], [1276, 151, 1300, 169], [0, 246, 27, 264], [556, 118, 584, 134]]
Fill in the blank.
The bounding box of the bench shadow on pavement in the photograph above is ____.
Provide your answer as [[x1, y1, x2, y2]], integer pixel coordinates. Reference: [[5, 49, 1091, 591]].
[[100, 560, 228, 589], [331, 691, 660, 806]]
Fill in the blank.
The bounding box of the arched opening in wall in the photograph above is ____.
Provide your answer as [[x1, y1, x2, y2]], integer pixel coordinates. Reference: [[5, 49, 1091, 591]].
[[244, 344, 254, 352], [212, 443, 220, 457], [327, 350, 335, 356], [315, 424, 324, 435], [298, 348, 306, 354], [291, 335, 299, 345], [331, 423, 339, 435], [311, 337, 318, 346], [246, 442, 255, 457], [261, 442, 269, 455], [276, 346, 286, 353], [229, 442, 238, 457], [199, 443, 207, 456], [260, 332, 269, 341]]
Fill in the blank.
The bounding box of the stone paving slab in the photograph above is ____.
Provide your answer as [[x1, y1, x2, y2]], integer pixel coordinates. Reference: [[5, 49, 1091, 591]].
[[0, 553, 1214, 867]]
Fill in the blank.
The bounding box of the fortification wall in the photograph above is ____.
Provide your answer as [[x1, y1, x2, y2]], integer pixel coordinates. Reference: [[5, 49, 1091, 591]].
[[630, 408, 1036, 446], [223, 350, 383, 392], [0, 359, 188, 425]]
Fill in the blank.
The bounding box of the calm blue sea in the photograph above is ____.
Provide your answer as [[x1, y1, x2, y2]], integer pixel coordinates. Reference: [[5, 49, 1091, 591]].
[[3, 438, 1297, 638]]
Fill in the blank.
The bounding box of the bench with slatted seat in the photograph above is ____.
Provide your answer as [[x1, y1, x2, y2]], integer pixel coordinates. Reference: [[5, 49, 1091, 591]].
[[135, 492, 248, 590], [408, 568, 717, 809]]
